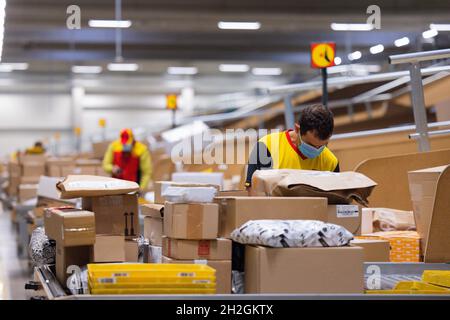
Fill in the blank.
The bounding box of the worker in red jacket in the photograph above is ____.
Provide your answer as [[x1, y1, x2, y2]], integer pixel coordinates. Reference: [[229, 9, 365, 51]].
[[102, 128, 152, 191]]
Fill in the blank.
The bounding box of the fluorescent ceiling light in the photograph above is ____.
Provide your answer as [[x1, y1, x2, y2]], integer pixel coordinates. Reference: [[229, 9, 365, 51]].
[[369, 44, 384, 54], [0, 0, 6, 61], [334, 57, 342, 65], [167, 66, 198, 75], [219, 64, 249, 72], [251, 67, 282, 76], [348, 51, 362, 61], [394, 37, 410, 47], [0, 63, 29, 72], [218, 21, 261, 30], [430, 24, 450, 31], [331, 23, 373, 31], [107, 63, 139, 71], [88, 20, 132, 28], [422, 29, 438, 39], [72, 65, 102, 74]]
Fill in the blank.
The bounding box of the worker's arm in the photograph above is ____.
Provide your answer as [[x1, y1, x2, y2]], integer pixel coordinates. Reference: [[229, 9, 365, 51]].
[[102, 143, 115, 174], [138, 148, 152, 190], [245, 142, 273, 188]]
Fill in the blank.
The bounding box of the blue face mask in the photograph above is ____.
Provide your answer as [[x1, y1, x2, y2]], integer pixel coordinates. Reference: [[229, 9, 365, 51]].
[[299, 139, 325, 159], [122, 144, 132, 153]]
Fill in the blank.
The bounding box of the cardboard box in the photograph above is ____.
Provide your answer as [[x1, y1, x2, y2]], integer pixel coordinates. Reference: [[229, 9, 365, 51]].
[[408, 166, 446, 253], [56, 244, 92, 286], [125, 239, 139, 262], [82, 194, 139, 236], [144, 216, 163, 246], [61, 165, 77, 177], [172, 172, 224, 190], [92, 235, 126, 262], [44, 207, 96, 246], [357, 231, 421, 262], [19, 154, 47, 165], [20, 176, 41, 184], [361, 208, 374, 234], [164, 202, 219, 239], [327, 204, 362, 235], [34, 197, 75, 218], [350, 239, 390, 262], [154, 181, 221, 204], [215, 197, 328, 238], [162, 256, 232, 294], [162, 236, 231, 260], [22, 163, 46, 177], [18, 184, 38, 203], [92, 140, 112, 159], [245, 246, 364, 294], [217, 190, 248, 197], [57, 175, 139, 199], [46, 158, 76, 177], [8, 162, 22, 177]]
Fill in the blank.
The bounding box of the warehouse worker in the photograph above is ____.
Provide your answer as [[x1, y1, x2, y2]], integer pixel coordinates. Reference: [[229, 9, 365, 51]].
[[245, 104, 339, 188], [25, 141, 46, 155], [102, 128, 152, 191]]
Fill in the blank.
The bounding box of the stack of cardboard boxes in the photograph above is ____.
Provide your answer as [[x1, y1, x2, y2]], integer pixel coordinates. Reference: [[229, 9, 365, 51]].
[[7, 154, 46, 198], [214, 196, 365, 294], [46, 158, 107, 177], [44, 175, 141, 286]]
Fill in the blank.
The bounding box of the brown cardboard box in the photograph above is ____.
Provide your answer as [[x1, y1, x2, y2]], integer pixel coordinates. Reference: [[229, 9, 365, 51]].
[[19, 154, 46, 165], [217, 190, 249, 197], [245, 246, 364, 294], [57, 175, 139, 199], [125, 239, 139, 262], [8, 162, 22, 177], [154, 181, 221, 204], [164, 202, 219, 240], [144, 216, 163, 246], [92, 141, 112, 159], [350, 239, 390, 262], [82, 194, 139, 236], [141, 203, 164, 218], [92, 235, 126, 262], [327, 204, 362, 235], [20, 176, 41, 184], [44, 207, 96, 246], [215, 197, 328, 238], [96, 166, 109, 177], [46, 158, 76, 177], [22, 163, 46, 177], [56, 244, 92, 286], [408, 166, 446, 252], [18, 184, 38, 203], [162, 236, 231, 260], [162, 256, 231, 294], [34, 197, 75, 218], [60, 165, 77, 177]]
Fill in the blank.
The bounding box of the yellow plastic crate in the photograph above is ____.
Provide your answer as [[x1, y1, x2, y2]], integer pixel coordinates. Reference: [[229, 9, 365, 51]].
[[88, 263, 216, 291], [366, 281, 450, 295], [90, 287, 216, 295], [422, 270, 450, 288]]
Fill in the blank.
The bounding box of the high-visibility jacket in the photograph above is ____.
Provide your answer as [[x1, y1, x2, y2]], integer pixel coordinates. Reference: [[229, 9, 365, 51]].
[[102, 140, 152, 190]]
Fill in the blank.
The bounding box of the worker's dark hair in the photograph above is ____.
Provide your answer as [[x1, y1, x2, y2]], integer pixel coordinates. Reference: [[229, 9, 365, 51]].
[[34, 141, 43, 148], [298, 104, 334, 140]]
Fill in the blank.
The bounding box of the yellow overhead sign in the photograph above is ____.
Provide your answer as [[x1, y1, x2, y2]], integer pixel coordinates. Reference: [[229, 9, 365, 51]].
[[166, 94, 178, 110], [98, 118, 106, 128]]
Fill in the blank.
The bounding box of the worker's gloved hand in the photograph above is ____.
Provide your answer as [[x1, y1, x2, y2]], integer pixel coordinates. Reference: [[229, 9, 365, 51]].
[[112, 165, 122, 176]]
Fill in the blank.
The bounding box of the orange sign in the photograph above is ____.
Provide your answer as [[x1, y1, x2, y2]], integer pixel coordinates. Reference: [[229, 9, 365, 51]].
[[74, 127, 81, 136], [166, 94, 178, 110], [311, 42, 336, 68]]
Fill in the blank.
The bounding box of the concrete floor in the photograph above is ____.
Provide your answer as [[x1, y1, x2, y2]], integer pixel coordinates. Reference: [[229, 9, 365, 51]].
[[0, 202, 31, 300]]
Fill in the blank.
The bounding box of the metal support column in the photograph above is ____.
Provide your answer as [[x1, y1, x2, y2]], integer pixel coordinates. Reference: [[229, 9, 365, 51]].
[[408, 62, 431, 152], [283, 95, 295, 129]]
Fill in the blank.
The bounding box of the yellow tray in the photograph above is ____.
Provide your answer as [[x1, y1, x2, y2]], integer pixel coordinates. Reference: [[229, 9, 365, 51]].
[[88, 263, 216, 280], [90, 287, 216, 295], [367, 281, 450, 294], [422, 270, 450, 288]]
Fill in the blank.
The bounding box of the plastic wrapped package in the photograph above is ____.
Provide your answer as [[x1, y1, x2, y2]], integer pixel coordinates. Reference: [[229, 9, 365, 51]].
[[162, 186, 217, 203], [230, 220, 354, 248], [149, 245, 162, 263], [29, 227, 56, 266], [136, 235, 147, 262], [372, 208, 416, 231], [232, 271, 245, 294]]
